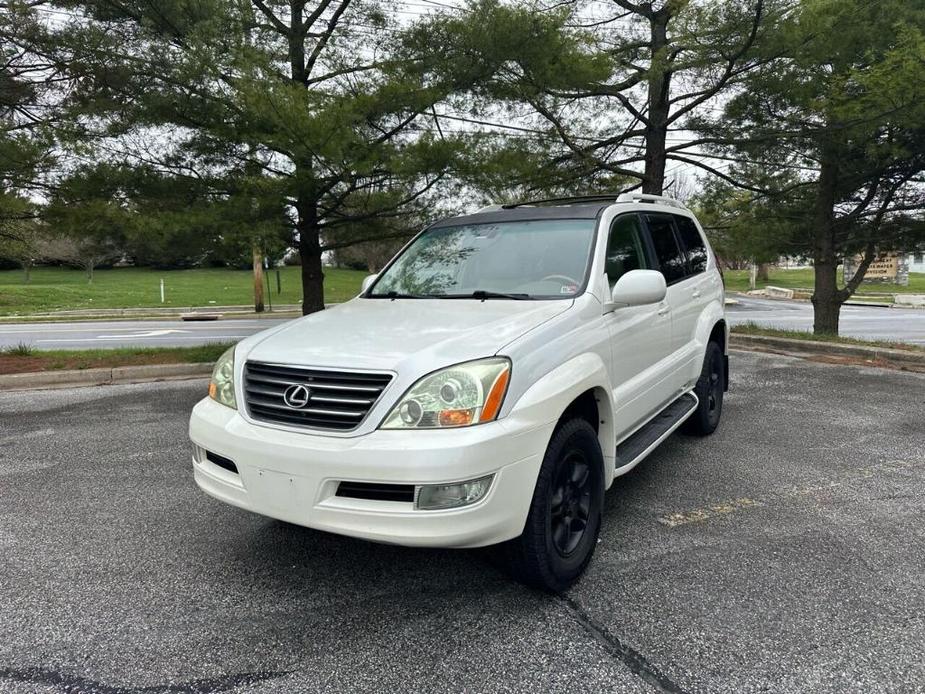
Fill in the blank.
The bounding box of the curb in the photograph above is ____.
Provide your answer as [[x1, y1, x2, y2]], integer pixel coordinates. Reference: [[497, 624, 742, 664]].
[[4, 336, 923, 391], [729, 334, 925, 369], [0, 305, 332, 323], [843, 300, 894, 308], [0, 363, 212, 391], [17, 304, 304, 318]]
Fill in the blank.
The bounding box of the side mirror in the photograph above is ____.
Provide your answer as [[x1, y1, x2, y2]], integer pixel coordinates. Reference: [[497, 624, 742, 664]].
[[606, 270, 667, 311], [361, 274, 377, 294]]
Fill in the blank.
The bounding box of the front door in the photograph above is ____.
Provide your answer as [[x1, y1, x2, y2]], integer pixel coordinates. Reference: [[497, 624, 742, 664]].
[[672, 214, 718, 373]]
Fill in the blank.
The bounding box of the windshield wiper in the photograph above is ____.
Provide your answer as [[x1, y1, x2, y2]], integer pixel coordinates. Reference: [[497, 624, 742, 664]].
[[444, 290, 532, 301], [368, 290, 426, 300]]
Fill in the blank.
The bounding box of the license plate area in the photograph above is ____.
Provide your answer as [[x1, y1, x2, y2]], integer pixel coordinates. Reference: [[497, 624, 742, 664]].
[[245, 468, 301, 516]]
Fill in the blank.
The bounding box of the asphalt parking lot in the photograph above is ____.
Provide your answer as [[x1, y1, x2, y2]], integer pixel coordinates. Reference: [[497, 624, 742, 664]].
[[1, 351, 923, 694]]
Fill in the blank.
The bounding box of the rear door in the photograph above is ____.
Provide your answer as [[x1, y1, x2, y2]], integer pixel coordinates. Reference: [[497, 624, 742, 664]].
[[673, 214, 717, 362], [643, 212, 687, 355], [644, 212, 717, 383]]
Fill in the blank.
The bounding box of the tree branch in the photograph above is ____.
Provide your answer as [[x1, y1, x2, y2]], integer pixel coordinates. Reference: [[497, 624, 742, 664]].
[[666, 0, 764, 126], [304, 0, 352, 79], [250, 0, 290, 36]]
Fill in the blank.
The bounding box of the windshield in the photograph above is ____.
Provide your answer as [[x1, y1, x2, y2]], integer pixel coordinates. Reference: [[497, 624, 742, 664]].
[[367, 219, 597, 299]]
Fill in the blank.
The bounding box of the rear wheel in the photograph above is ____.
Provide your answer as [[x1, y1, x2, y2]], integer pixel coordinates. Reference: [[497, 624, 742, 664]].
[[506, 418, 604, 592], [682, 341, 724, 436]]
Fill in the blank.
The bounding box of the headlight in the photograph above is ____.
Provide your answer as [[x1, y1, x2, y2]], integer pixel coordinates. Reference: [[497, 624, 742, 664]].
[[208, 346, 237, 409], [381, 357, 511, 429]]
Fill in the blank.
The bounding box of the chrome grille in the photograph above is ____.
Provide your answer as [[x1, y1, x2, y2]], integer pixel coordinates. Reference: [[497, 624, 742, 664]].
[[243, 362, 393, 431]]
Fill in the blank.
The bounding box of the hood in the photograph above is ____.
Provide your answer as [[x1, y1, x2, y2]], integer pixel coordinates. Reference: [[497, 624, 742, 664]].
[[244, 297, 572, 372]]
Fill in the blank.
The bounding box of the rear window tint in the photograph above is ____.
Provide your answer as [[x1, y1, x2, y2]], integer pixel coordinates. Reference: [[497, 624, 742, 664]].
[[675, 216, 708, 275], [645, 214, 686, 284]]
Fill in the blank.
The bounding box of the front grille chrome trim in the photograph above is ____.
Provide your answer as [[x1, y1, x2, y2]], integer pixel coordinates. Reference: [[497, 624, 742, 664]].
[[243, 361, 393, 432]]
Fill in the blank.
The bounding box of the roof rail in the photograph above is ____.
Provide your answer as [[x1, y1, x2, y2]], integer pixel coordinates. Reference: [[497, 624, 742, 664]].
[[500, 193, 623, 209], [615, 192, 687, 210], [479, 191, 689, 211]]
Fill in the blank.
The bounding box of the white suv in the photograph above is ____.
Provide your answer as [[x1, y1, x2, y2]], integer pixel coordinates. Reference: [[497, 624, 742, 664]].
[[189, 193, 727, 591]]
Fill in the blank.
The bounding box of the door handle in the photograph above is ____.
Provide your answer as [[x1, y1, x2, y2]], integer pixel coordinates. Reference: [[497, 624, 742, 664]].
[[692, 289, 702, 298], [657, 304, 670, 316]]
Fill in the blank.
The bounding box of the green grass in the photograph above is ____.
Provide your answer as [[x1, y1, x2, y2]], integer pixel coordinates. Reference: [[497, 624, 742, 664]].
[[0, 341, 235, 374], [723, 268, 925, 295], [731, 322, 924, 352], [2, 342, 35, 356], [35, 342, 235, 364], [1, 265, 921, 316], [0, 265, 368, 316]]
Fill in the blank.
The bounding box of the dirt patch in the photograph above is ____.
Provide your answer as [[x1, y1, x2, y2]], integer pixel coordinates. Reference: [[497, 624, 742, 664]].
[[734, 345, 925, 373], [0, 353, 210, 376]]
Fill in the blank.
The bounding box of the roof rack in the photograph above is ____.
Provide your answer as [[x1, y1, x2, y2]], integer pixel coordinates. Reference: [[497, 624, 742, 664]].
[[500, 194, 623, 209], [615, 192, 688, 210], [491, 191, 688, 211]]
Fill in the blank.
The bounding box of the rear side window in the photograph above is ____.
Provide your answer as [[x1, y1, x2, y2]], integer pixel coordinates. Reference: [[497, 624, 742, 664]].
[[675, 216, 708, 275], [645, 214, 686, 284], [606, 214, 649, 287]]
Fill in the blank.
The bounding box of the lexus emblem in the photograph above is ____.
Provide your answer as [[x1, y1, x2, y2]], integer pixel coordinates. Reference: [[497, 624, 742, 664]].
[[282, 384, 311, 409]]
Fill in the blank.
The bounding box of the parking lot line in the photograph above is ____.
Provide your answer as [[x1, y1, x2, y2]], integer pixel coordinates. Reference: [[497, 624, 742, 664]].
[[658, 459, 920, 528]]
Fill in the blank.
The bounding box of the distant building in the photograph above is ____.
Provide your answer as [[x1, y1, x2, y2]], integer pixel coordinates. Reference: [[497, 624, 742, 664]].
[[907, 250, 925, 274]]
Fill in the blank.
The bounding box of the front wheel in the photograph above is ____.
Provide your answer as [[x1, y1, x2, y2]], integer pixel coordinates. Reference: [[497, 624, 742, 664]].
[[506, 418, 604, 592], [682, 341, 725, 436]]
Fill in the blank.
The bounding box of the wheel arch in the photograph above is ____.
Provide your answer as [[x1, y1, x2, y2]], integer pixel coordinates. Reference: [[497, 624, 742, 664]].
[[691, 302, 728, 386], [707, 318, 729, 392], [708, 318, 728, 352], [506, 352, 616, 487]]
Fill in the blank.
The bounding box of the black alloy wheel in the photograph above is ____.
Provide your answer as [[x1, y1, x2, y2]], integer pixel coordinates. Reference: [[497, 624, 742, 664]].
[[683, 340, 725, 436], [506, 418, 604, 592], [550, 449, 593, 557]]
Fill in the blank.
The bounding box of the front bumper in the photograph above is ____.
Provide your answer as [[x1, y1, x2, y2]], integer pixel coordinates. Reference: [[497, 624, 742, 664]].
[[188, 398, 554, 548]]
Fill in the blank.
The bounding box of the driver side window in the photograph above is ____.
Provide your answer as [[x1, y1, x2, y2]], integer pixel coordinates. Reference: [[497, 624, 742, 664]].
[[606, 214, 649, 289]]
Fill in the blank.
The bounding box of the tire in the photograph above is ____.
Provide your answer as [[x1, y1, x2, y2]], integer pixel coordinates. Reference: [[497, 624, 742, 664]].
[[506, 418, 604, 592], [682, 340, 725, 436]]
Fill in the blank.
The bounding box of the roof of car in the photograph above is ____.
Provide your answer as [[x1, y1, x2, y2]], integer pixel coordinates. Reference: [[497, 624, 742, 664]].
[[430, 203, 610, 229], [428, 193, 690, 229]]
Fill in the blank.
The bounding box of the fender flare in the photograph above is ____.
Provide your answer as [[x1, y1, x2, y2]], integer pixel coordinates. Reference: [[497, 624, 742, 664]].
[[506, 352, 617, 486], [690, 302, 728, 388]]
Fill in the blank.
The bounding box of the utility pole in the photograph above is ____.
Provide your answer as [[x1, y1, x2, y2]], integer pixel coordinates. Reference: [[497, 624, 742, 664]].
[[253, 246, 265, 313]]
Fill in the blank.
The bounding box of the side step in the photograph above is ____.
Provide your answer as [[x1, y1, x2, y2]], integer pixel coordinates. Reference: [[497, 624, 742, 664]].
[[614, 392, 698, 473]]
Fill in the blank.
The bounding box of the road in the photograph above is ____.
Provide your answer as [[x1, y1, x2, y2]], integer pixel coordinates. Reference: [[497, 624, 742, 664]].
[[727, 295, 925, 345], [1, 296, 924, 350], [0, 317, 291, 350], [2, 350, 923, 693]]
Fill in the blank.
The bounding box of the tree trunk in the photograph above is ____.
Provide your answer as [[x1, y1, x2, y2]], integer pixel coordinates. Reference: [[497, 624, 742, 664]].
[[756, 263, 770, 282], [287, 5, 324, 316], [23, 261, 31, 284], [86, 263, 94, 284], [252, 246, 265, 313], [812, 262, 842, 334], [811, 145, 841, 335], [297, 196, 325, 315], [642, 12, 671, 195]]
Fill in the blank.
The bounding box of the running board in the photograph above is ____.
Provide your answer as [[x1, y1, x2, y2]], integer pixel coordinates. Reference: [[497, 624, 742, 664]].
[[613, 392, 698, 475]]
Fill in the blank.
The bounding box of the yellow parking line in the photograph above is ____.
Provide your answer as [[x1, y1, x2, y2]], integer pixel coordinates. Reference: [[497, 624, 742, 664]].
[[658, 459, 920, 528], [658, 498, 764, 527]]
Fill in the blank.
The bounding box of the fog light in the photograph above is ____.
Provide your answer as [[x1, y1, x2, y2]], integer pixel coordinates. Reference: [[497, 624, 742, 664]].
[[415, 475, 493, 510]]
